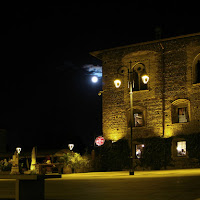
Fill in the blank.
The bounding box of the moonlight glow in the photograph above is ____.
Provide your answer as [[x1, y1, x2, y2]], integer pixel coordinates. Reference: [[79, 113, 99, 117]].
[[91, 76, 98, 83]]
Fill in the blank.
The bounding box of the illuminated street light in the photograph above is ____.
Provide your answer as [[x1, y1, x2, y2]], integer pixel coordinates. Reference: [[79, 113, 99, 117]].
[[16, 147, 21, 154], [91, 76, 98, 83], [68, 144, 74, 151], [114, 61, 149, 175]]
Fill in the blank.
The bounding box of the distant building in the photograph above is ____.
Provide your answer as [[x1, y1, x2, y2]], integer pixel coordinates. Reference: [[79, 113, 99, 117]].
[[91, 33, 200, 169]]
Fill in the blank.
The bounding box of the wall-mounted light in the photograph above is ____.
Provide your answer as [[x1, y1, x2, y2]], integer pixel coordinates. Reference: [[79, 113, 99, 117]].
[[114, 79, 121, 88], [141, 74, 149, 84]]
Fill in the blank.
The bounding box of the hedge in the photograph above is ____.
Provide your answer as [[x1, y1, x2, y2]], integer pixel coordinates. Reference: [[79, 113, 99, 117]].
[[94, 133, 200, 171]]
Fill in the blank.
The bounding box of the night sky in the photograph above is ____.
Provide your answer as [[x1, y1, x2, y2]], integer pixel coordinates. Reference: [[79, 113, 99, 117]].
[[1, 3, 199, 152]]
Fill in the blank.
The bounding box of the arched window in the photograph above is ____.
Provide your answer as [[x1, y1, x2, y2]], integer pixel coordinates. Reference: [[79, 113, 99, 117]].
[[193, 53, 200, 84], [132, 68, 148, 91], [195, 60, 200, 83]]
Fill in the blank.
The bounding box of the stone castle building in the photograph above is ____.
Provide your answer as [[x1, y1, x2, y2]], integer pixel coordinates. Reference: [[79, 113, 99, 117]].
[[91, 33, 200, 167]]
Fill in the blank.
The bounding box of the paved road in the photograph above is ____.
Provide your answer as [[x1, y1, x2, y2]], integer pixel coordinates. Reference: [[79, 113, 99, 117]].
[[1, 169, 200, 200]]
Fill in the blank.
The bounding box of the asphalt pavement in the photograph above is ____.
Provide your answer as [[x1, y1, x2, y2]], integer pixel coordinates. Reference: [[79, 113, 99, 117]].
[[1, 169, 200, 200]]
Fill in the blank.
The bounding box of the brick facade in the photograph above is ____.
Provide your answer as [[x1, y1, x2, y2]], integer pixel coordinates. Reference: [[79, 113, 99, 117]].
[[91, 33, 200, 144]]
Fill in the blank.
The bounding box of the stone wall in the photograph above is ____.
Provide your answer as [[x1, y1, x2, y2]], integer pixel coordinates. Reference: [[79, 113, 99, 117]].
[[94, 33, 200, 141]]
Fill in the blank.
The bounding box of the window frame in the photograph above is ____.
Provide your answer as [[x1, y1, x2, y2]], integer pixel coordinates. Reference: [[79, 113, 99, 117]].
[[132, 69, 148, 91], [134, 112, 143, 127], [171, 99, 190, 124], [178, 107, 188, 123], [177, 141, 187, 157], [127, 106, 146, 128], [171, 138, 188, 158], [136, 144, 145, 159]]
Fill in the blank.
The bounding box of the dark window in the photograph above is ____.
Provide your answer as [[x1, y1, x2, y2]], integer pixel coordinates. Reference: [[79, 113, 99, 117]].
[[132, 70, 148, 91], [196, 61, 200, 83], [194, 60, 200, 84]]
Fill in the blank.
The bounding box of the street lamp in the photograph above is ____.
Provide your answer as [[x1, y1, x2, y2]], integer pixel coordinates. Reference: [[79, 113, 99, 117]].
[[16, 147, 21, 154], [68, 144, 74, 151], [114, 61, 149, 175]]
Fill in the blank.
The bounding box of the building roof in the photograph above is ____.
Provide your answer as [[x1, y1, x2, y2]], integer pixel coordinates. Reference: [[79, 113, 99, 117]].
[[90, 32, 200, 60]]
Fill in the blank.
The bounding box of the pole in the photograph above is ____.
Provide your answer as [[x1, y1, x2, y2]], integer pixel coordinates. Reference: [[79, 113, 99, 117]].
[[129, 61, 134, 175], [160, 43, 165, 137]]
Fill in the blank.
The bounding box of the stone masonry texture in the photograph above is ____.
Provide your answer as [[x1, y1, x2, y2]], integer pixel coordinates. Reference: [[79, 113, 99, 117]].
[[91, 33, 200, 142]]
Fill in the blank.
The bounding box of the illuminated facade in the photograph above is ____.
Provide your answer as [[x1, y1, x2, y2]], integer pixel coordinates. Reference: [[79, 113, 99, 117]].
[[91, 33, 200, 168]]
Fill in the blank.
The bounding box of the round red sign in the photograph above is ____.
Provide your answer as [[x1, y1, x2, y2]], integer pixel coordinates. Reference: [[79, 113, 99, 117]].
[[95, 136, 105, 146]]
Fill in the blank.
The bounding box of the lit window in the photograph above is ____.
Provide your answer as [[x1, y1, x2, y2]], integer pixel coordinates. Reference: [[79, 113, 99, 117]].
[[127, 108, 146, 128], [134, 113, 143, 127], [171, 99, 190, 124], [178, 107, 188, 123], [177, 141, 186, 156], [136, 144, 144, 159]]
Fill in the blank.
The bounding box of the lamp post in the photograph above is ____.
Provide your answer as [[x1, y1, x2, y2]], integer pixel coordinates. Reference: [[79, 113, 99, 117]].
[[114, 61, 149, 175]]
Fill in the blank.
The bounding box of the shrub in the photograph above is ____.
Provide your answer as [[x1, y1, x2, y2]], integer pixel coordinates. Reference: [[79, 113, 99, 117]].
[[141, 137, 172, 170], [0, 159, 12, 171], [60, 152, 90, 170]]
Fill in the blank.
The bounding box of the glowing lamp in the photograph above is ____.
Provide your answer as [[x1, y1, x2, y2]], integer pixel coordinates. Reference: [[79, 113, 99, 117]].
[[16, 147, 21, 154], [68, 144, 74, 151], [141, 74, 149, 84], [114, 79, 121, 88]]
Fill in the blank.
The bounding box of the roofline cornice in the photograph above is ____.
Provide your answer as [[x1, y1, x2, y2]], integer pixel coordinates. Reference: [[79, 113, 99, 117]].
[[90, 32, 200, 59]]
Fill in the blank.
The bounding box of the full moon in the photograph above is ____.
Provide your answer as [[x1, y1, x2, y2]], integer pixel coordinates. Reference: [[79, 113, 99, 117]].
[[91, 76, 98, 83]]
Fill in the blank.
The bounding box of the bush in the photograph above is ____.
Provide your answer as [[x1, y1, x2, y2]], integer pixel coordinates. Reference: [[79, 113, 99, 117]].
[[59, 152, 90, 170], [94, 139, 130, 171], [140, 137, 172, 170], [0, 159, 12, 171], [93, 133, 200, 171]]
